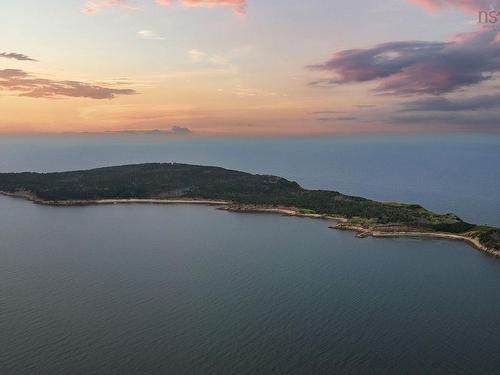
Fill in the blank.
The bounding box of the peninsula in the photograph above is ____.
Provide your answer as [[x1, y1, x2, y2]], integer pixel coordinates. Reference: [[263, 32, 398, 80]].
[[0, 163, 498, 257]]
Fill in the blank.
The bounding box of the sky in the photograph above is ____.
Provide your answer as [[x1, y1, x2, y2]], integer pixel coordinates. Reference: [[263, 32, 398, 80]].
[[0, 0, 499, 135]]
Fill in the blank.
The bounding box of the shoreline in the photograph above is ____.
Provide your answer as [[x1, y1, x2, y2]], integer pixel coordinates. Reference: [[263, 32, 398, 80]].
[[332, 223, 499, 258], [221, 205, 500, 258], [1, 191, 498, 258], [220, 204, 346, 221], [0, 191, 230, 206]]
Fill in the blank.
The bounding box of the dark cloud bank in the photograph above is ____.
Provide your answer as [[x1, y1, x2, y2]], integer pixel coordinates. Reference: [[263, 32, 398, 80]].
[[309, 30, 500, 96], [0, 69, 136, 99]]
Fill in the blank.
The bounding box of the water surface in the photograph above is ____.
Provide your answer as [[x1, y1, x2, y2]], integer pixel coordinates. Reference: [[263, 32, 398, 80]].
[[1, 197, 499, 375], [1, 134, 500, 374]]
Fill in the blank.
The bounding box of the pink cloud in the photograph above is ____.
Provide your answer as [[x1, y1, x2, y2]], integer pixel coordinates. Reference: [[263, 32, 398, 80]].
[[406, 0, 500, 14], [82, 0, 247, 15], [82, 0, 140, 14], [172, 0, 247, 15]]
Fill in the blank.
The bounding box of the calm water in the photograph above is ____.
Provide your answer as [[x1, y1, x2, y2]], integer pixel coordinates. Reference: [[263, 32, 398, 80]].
[[1, 135, 500, 374]]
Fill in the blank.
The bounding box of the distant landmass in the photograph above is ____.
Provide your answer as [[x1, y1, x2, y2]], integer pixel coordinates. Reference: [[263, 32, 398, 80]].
[[0, 163, 498, 256], [80, 126, 193, 136]]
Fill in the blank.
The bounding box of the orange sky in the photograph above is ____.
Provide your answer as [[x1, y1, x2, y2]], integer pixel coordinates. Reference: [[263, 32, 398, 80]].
[[0, 0, 499, 135]]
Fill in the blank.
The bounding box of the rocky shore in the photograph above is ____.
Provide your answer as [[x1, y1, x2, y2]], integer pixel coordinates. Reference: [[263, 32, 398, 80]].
[[334, 222, 499, 257], [223, 204, 500, 258]]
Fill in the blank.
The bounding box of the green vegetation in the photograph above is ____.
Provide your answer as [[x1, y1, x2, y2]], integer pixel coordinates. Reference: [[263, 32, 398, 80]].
[[475, 227, 500, 250], [0, 163, 498, 252], [298, 208, 317, 215]]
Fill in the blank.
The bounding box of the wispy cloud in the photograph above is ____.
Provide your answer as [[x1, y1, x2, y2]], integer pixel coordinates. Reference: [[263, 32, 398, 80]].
[[183, 49, 240, 78], [137, 30, 166, 40], [83, 0, 247, 15], [309, 110, 346, 115], [188, 49, 208, 62], [0, 52, 37, 62], [0, 69, 136, 99], [188, 49, 233, 68], [316, 116, 357, 122], [156, 0, 247, 15], [82, 0, 139, 14], [406, 0, 500, 14], [401, 93, 500, 111], [388, 112, 500, 129], [309, 29, 500, 95], [233, 86, 276, 97]]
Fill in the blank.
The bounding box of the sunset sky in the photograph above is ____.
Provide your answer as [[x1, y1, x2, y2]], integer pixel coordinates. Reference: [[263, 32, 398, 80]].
[[1, 0, 499, 135]]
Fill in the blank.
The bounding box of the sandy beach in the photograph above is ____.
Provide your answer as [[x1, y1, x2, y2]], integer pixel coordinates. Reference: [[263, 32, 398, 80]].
[[0, 191, 230, 207]]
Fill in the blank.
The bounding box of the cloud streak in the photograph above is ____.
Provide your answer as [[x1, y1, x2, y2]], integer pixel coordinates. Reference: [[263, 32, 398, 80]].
[[83, 0, 139, 14], [0, 69, 136, 99], [137, 30, 166, 40], [316, 116, 357, 122], [83, 0, 247, 14], [401, 93, 500, 111], [389, 112, 500, 128], [309, 29, 500, 95], [0, 52, 37, 62], [156, 0, 246, 15], [406, 0, 500, 14]]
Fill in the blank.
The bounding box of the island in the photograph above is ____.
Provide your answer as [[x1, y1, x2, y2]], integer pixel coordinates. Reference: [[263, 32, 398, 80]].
[[0, 163, 498, 257]]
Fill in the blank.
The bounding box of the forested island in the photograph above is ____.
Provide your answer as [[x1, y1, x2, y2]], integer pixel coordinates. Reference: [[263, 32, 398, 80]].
[[0, 163, 498, 256]]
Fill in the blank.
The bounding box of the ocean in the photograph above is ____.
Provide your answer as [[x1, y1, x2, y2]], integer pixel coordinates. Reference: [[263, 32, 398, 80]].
[[1, 134, 499, 374]]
